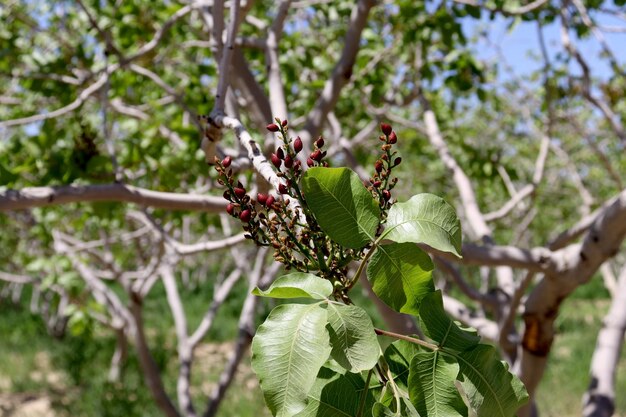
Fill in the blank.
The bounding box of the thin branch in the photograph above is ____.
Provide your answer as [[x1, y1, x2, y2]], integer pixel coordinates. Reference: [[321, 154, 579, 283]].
[[213, 0, 242, 114], [0, 70, 111, 128], [451, 0, 550, 16], [265, 0, 293, 120], [300, 0, 376, 148]]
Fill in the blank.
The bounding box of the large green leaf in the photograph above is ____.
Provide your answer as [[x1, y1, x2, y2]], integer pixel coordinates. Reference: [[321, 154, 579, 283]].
[[366, 243, 435, 315], [456, 345, 528, 417], [408, 351, 468, 417], [419, 291, 480, 352], [384, 194, 462, 258], [253, 273, 333, 300], [326, 302, 380, 372], [302, 167, 380, 249], [295, 367, 374, 417], [251, 303, 331, 417]]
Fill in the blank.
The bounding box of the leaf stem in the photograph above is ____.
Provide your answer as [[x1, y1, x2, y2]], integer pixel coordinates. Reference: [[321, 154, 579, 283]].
[[374, 328, 439, 350], [356, 369, 373, 417]]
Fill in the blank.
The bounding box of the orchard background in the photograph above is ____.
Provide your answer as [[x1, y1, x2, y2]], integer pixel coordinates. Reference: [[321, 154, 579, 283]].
[[1, 1, 626, 416]]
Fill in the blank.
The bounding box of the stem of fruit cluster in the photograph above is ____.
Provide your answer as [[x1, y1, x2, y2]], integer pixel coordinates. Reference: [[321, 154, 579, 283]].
[[374, 328, 438, 350]]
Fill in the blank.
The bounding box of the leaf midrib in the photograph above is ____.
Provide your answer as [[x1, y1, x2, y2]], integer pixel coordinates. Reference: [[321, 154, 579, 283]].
[[279, 303, 323, 415], [312, 177, 375, 242]]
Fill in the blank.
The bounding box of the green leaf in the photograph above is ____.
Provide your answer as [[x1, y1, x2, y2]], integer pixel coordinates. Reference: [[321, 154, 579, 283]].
[[373, 402, 399, 417], [419, 291, 480, 352], [326, 302, 380, 372], [302, 167, 380, 249], [384, 194, 462, 258], [457, 344, 529, 417], [372, 397, 420, 417], [251, 303, 332, 417], [408, 351, 468, 417], [295, 367, 374, 417], [384, 340, 421, 390], [366, 243, 435, 315], [253, 273, 333, 300]]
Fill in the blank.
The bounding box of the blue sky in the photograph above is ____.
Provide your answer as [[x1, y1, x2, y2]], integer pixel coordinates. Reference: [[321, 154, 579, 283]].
[[463, 9, 626, 81]]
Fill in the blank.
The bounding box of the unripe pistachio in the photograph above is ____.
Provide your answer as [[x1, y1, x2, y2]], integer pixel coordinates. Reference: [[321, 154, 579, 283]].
[[382, 190, 391, 201], [310, 149, 322, 162], [375, 160, 383, 173], [257, 193, 268, 206], [281, 119, 288, 127], [279, 183, 289, 194], [388, 131, 397, 144], [293, 137, 303, 153], [271, 153, 281, 168], [234, 187, 246, 198], [240, 209, 252, 222], [266, 123, 280, 132], [394, 157, 402, 166], [222, 156, 232, 168], [315, 137, 324, 148], [307, 158, 315, 167], [226, 203, 236, 215], [380, 123, 392, 136], [284, 155, 293, 168], [373, 180, 382, 188], [266, 195, 275, 207], [277, 147, 285, 160]]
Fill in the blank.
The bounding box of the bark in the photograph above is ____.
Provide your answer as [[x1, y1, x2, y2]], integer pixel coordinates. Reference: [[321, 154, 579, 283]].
[[582, 265, 626, 417], [518, 189, 626, 417]]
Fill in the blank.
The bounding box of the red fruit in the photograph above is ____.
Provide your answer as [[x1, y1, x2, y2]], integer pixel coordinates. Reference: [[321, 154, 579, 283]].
[[240, 209, 252, 222], [388, 131, 397, 144], [394, 157, 402, 166], [257, 193, 268, 205], [266, 123, 280, 132], [226, 203, 235, 215], [307, 158, 315, 167], [271, 153, 281, 168], [284, 155, 293, 168], [375, 160, 383, 173], [294, 137, 303, 153], [222, 156, 232, 168], [234, 187, 246, 198], [310, 149, 322, 162], [315, 137, 324, 148], [281, 119, 288, 127], [279, 183, 289, 194], [380, 123, 392, 136], [382, 190, 391, 201], [373, 180, 382, 188], [266, 195, 275, 207], [277, 147, 285, 160]]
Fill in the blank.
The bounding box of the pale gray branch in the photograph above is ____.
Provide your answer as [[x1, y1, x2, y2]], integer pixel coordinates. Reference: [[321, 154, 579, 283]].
[[0, 184, 227, 213]]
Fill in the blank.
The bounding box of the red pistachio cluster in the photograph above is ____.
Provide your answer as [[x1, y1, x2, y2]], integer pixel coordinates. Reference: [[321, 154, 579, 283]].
[[215, 119, 342, 273], [369, 122, 401, 215]]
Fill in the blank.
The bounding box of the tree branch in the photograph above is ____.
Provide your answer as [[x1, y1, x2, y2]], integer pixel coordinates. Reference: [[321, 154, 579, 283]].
[[0, 184, 227, 213], [300, 0, 376, 147]]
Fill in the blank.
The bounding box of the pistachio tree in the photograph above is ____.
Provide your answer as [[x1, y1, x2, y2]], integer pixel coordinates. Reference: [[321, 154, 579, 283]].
[[1, 1, 626, 416]]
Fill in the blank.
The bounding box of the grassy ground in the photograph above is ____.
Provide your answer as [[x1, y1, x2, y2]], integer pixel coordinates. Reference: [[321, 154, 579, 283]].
[[0, 278, 625, 417]]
